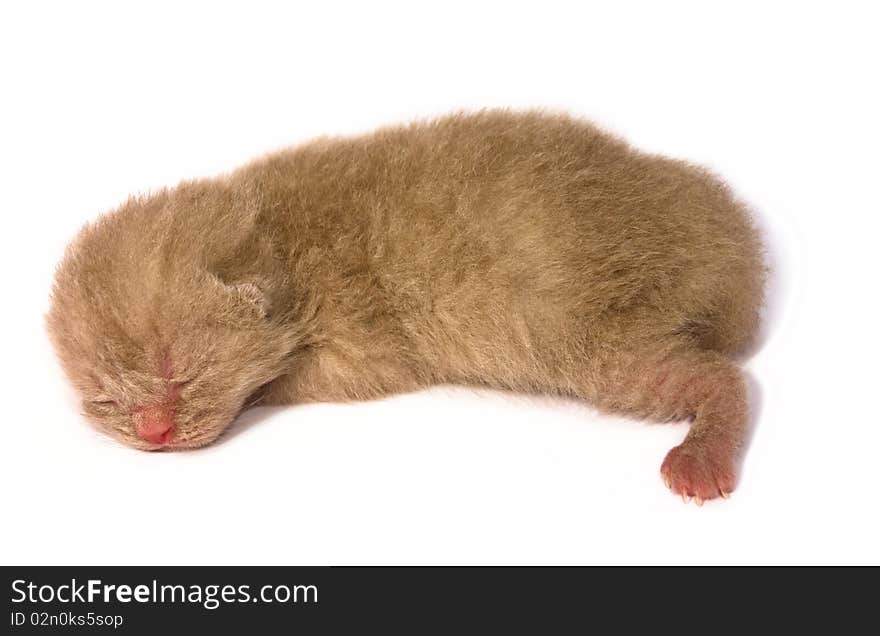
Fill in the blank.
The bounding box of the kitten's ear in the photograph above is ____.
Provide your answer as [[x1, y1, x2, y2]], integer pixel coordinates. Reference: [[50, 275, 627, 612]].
[[208, 272, 270, 318], [230, 281, 270, 318]]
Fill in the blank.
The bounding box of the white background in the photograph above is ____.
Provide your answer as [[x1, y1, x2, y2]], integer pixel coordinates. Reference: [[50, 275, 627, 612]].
[[1, 1, 878, 565]]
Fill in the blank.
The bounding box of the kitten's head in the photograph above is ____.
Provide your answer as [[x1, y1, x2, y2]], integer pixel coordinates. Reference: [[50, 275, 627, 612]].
[[47, 182, 299, 450]]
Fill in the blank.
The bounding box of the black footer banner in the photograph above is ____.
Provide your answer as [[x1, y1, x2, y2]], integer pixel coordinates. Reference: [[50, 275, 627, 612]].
[[1, 565, 869, 632]]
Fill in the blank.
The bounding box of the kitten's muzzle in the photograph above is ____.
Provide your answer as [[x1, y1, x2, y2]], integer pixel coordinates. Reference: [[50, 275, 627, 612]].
[[132, 405, 175, 446]]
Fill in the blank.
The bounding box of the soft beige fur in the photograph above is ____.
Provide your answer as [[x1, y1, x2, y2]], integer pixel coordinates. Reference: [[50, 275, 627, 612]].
[[47, 110, 765, 503]]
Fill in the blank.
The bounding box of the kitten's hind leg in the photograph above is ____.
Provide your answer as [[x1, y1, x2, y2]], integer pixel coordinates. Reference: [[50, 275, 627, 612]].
[[577, 344, 750, 504]]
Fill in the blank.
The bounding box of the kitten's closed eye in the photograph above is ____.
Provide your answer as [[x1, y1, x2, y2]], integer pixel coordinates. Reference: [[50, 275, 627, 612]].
[[83, 397, 119, 419], [90, 395, 117, 406]]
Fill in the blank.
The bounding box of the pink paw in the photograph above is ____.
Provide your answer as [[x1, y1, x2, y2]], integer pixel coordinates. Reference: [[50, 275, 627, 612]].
[[660, 441, 737, 505]]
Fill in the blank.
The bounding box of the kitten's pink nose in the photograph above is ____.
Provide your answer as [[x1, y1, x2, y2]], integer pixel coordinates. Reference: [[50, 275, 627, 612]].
[[134, 406, 175, 445]]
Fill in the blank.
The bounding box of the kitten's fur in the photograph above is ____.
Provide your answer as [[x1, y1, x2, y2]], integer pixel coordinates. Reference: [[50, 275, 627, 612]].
[[47, 110, 765, 503]]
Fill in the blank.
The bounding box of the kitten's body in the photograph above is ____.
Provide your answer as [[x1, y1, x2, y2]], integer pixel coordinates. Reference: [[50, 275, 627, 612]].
[[48, 111, 765, 503]]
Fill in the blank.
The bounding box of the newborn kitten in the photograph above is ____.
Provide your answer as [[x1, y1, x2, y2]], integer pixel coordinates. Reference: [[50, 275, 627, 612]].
[[47, 110, 765, 503]]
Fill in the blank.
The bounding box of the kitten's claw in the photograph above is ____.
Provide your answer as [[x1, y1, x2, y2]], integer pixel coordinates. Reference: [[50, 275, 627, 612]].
[[661, 441, 737, 504]]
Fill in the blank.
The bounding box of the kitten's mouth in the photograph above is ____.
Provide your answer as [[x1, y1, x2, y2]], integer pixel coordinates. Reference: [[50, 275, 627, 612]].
[[140, 440, 200, 452], [128, 428, 208, 451], [155, 440, 213, 451]]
